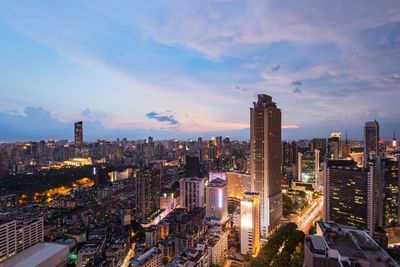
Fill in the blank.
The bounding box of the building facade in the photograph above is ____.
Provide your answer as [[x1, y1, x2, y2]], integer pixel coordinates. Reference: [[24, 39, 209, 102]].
[[180, 177, 205, 212], [205, 178, 228, 224], [240, 192, 260, 256], [250, 94, 282, 238]]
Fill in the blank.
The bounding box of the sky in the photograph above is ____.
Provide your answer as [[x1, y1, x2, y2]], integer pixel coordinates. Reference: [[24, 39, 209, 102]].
[[0, 0, 399, 141]]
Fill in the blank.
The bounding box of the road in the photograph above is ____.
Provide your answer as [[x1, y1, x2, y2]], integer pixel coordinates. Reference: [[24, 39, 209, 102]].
[[292, 194, 323, 232]]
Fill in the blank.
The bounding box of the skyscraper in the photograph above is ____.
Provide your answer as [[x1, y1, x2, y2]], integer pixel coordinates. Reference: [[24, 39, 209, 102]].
[[323, 160, 372, 231], [250, 94, 282, 238], [297, 150, 320, 186], [74, 121, 83, 147], [240, 192, 260, 256], [205, 178, 228, 224], [364, 120, 380, 167], [135, 165, 161, 221]]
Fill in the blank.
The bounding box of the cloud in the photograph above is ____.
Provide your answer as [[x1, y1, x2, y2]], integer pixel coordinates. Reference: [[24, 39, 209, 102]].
[[146, 111, 179, 125], [291, 80, 303, 93], [234, 85, 249, 93], [282, 124, 300, 129], [270, 64, 281, 72]]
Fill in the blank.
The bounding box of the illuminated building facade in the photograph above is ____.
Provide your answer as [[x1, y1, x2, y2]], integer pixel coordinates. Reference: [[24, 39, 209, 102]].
[[371, 158, 400, 228], [324, 160, 372, 231], [205, 178, 228, 224], [74, 121, 83, 147], [180, 177, 205, 212], [297, 150, 320, 185], [135, 165, 161, 221], [364, 120, 380, 167], [226, 172, 251, 201], [250, 94, 282, 238], [327, 133, 341, 160], [240, 192, 260, 256]]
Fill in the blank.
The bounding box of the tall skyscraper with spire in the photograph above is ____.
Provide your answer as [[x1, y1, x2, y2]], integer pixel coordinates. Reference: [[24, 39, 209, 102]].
[[250, 94, 282, 239]]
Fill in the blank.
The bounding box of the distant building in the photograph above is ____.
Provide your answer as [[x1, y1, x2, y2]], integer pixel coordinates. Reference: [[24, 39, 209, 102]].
[[205, 178, 228, 224], [297, 150, 320, 185], [74, 121, 83, 147], [327, 134, 341, 160], [240, 192, 260, 256], [184, 155, 201, 178], [250, 94, 282, 238], [304, 222, 397, 267], [180, 177, 205, 212], [226, 172, 251, 201], [364, 120, 380, 167], [311, 138, 327, 163]]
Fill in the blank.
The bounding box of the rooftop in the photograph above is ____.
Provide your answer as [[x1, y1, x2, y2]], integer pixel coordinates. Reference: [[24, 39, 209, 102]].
[[1, 242, 69, 267]]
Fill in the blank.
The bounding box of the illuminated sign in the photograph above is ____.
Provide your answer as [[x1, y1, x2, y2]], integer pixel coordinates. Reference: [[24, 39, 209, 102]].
[[218, 188, 223, 209]]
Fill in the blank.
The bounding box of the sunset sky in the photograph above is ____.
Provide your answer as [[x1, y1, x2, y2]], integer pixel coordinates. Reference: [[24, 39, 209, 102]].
[[0, 0, 399, 141]]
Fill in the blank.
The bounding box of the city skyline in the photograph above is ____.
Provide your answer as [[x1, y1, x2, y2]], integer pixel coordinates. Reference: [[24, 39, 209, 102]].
[[1, 1, 400, 141]]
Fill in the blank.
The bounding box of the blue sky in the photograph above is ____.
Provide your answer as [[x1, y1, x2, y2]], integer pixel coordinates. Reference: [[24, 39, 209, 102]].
[[0, 0, 399, 141]]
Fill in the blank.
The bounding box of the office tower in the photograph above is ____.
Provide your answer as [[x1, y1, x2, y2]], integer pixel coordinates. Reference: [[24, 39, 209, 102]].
[[180, 177, 205, 212], [226, 172, 251, 201], [74, 121, 83, 147], [311, 138, 327, 163], [135, 165, 161, 221], [240, 192, 260, 256], [297, 150, 320, 186], [250, 94, 282, 238], [324, 160, 372, 231], [209, 171, 226, 182], [184, 155, 201, 177], [282, 140, 298, 168], [371, 158, 400, 228], [304, 222, 397, 267], [0, 217, 44, 262], [327, 133, 341, 160], [364, 120, 380, 167], [93, 164, 109, 188], [343, 131, 351, 159], [205, 178, 228, 224]]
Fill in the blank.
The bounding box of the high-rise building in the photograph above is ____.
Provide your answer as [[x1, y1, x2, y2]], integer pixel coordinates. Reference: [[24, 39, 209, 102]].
[[297, 150, 320, 186], [371, 158, 400, 229], [250, 94, 282, 238], [364, 120, 380, 167], [135, 165, 161, 221], [184, 155, 201, 178], [327, 134, 341, 160], [205, 178, 228, 224], [392, 132, 397, 148], [226, 172, 251, 201], [180, 177, 205, 212], [323, 160, 372, 231], [240, 192, 260, 256], [311, 138, 327, 163], [74, 121, 83, 147]]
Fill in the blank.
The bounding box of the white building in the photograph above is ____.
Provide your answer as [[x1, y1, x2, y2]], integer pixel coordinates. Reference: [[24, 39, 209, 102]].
[[131, 246, 163, 267], [205, 226, 228, 266], [205, 178, 228, 224], [240, 192, 260, 256], [180, 177, 205, 212], [0, 217, 44, 262]]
